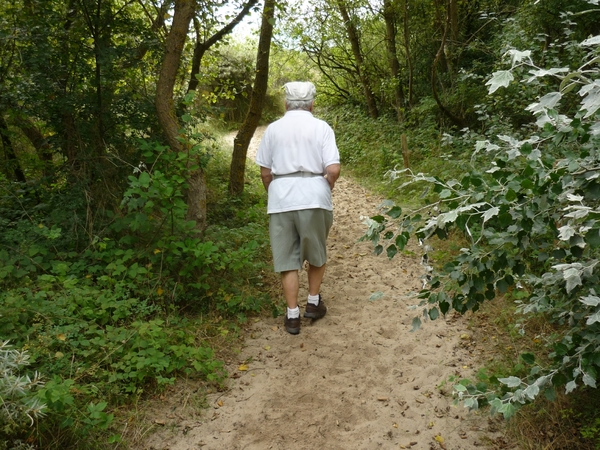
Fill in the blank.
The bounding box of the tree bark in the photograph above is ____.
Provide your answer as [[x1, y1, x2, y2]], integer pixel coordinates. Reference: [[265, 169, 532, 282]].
[[402, 0, 414, 107], [336, 0, 379, 119], [155, 0, 208, 230], [382, 0, 404, 122], [431, 5, 466, 128], [228, 0, 275, 196], [187, 0, 259, 93]]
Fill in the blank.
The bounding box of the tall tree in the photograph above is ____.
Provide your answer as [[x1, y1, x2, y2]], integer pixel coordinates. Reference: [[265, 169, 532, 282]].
[[335, 0, 379, 118], [382, 0, 405, 122], [431, 0, 466, 128], [402, 0, 414, 107], [155, 0, 209, 230], [228, 0, 275, 196]]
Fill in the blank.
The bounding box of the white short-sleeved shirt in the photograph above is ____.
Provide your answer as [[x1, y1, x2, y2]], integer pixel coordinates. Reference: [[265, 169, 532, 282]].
[[256, 110, 340, 214]]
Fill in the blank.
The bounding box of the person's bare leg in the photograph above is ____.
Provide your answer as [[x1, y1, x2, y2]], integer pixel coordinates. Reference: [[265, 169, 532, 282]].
[[281, 270, 299, 309], [307, 263, 326, 296]]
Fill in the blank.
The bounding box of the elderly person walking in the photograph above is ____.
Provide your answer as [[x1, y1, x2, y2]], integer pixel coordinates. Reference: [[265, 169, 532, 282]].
[[256, 81, 341, 335]]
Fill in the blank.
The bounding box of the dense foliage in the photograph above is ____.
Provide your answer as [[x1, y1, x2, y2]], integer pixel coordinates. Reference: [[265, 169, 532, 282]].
[[3, 0, 600, 447], [362, 0, 600, 422]]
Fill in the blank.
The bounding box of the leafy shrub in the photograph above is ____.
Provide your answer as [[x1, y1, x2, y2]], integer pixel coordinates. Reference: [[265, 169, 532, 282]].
[[365, 5, 600, 418], [0, 127, 273, 447], [0, 341, 46, 445]]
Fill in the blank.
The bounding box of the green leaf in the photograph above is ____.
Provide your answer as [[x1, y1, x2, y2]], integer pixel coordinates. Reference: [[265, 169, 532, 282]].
[[374, 245, 383, 256], [395, 234, 408, 250], [386, 244, 397, 259], [544, 387, 557, 401], [428, 307, 439, 320], [586, 229, 600, 248], [411, 316, 422, 332], [386, 206, 402, 218], [439, 300, 450, 315], [496, 278, 509, 293], [520, 353, 535, 365], [181, 113, 192, 123], [520, 142, 533, 155], [498, 402, 517, 419], [138, 172, 151, 188], [505, 189, 517, 201]]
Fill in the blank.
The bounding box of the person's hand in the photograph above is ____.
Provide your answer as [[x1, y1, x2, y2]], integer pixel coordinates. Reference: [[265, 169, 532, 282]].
[[324, 174, 335, 190]]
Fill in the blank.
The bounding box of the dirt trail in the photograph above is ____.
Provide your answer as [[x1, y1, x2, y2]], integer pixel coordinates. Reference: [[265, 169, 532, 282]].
[[142, 128, 505, 449]]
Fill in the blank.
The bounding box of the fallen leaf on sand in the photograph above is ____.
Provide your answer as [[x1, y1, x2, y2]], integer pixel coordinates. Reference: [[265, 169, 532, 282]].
[[377, 397, 388, 401], [264, 345, 271, 351], [217, 400, 223, 407], [154, 419, 166, 425], [435, 434, 446, 449], [427, 421, 435, 429], [238, 364, 249, 371]]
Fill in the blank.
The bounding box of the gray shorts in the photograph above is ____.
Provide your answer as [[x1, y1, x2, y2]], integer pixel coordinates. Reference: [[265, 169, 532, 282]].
[[269, 209, 334, 273]]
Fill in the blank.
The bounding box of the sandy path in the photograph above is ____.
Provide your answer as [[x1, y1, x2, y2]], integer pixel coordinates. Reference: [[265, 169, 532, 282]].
[[142, 127, 504, 450]]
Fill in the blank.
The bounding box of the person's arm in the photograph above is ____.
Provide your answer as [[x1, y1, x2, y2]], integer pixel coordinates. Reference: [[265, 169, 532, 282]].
[[324, 163, 341, 190], [260, 166, 273, 192]]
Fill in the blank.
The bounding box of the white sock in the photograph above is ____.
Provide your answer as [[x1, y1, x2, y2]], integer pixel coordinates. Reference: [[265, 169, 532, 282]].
[[287, 306, 300, 318], [307, 294, 320, 306]]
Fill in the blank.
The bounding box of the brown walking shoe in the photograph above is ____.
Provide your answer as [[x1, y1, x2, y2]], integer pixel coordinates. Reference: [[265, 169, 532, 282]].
[[284, 315, 300, 335], [304, 295, 327, 319]]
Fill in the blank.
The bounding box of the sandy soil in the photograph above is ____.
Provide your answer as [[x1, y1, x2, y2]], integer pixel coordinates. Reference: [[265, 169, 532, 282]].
[[139, 127, 508, 450]]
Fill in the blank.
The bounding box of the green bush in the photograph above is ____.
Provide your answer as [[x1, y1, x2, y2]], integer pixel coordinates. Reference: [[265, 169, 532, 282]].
[[0, 128, 273, 447], [365, 14, 600, 419]]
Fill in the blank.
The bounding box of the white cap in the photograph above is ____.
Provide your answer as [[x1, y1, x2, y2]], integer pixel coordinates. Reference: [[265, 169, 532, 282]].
[[283, 81, 316, 101]]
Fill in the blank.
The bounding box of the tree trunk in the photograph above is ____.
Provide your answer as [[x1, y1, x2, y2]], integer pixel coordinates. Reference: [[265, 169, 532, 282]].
[[383, 0, 404, 122], [336, 0, 379, 119], [431, 6, 466, 128], [228, 0, 275, 196], [155, 0, 208, 231], [187, 0, 259, 93], [13, 115, 54, 179], [403, 0, 414, 107], [0, 114, 26, 183]]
